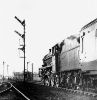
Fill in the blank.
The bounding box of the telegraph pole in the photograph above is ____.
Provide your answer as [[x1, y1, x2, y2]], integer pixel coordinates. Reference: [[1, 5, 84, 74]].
[[14, 16, 26, 82], [32, 63, 33, 80], [7, 64, 9, 79], [3, 61, 5, 82], [27, 61, 30, 80], [24, 19, 26, 82], [27, 62, 30, 72]]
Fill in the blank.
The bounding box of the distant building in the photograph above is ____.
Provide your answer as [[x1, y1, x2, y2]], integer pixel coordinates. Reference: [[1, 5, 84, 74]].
[[13, 71, 41, 81], [13, 72, 24, 80], [0, 75, 2, 79], [33, 72, 41, 81]]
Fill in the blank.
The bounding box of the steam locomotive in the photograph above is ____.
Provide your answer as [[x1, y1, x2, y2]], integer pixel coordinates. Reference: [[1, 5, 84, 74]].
[[39, 18, 97, 90]]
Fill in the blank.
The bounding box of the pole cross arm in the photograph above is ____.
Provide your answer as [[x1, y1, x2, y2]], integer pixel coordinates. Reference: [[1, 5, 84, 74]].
[[14, 30, 25, 39], [15, 16, 25, 26], [18, 46, 25, 52]]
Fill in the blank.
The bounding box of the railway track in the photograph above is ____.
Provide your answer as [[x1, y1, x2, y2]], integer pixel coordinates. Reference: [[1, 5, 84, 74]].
[[1, 81, 97, 100], [34, 81, 97, 99], [0, 82, 30, 100]]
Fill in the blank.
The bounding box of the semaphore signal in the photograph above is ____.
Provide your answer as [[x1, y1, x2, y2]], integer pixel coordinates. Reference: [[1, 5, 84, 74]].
[[14, 16, 26, 82]]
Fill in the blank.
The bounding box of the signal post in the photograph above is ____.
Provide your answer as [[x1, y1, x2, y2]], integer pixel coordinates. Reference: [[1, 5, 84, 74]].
[[14, 16, 26, 82]]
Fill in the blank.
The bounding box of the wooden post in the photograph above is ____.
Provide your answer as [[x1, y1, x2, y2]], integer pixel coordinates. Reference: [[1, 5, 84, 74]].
[[32, 63, 33, 80]]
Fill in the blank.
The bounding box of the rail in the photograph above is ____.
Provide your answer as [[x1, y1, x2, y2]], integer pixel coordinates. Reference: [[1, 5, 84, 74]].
[[0, 82, 30, 100], [11, 83, 30, 100]]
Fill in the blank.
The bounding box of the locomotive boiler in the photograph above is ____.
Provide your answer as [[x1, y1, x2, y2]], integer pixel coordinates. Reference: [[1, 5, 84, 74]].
[[39, 18, 97, 90]]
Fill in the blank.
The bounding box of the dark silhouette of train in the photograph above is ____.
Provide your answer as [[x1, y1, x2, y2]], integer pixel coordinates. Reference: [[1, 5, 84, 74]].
[[39, 18, 97, 90]]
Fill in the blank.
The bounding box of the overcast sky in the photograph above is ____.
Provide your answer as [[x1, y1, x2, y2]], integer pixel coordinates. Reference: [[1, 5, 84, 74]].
[[0, 0, 97, 76]]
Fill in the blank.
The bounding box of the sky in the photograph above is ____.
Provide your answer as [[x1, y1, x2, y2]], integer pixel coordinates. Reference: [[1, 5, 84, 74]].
[[0, 0, 97, 76]]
